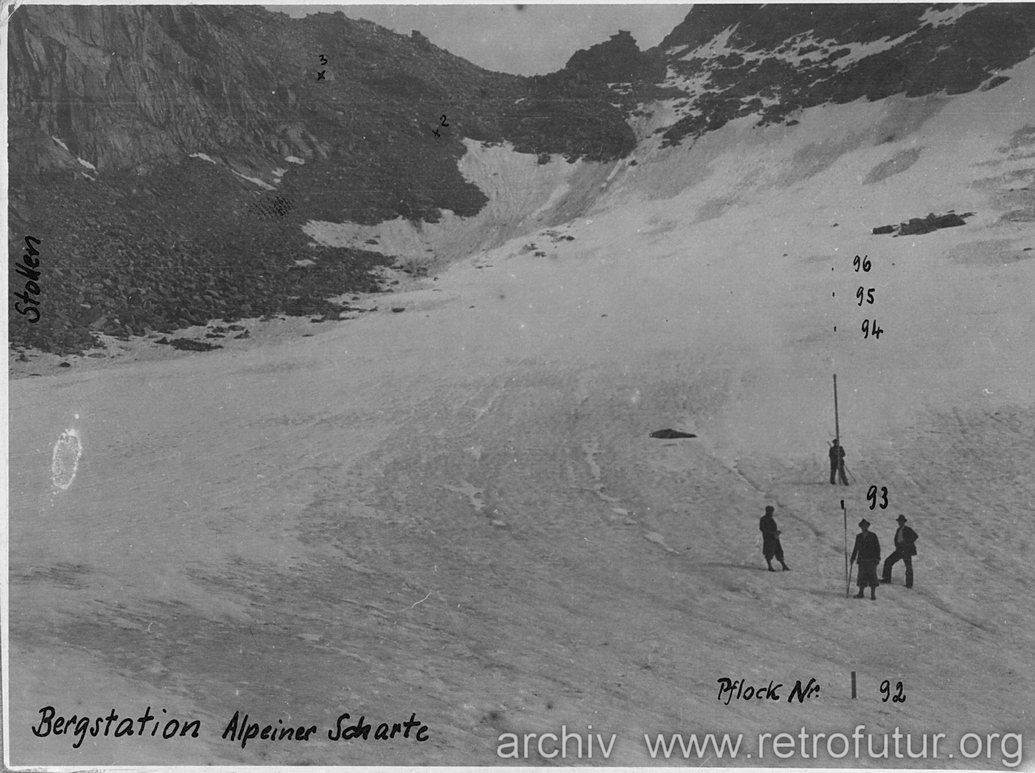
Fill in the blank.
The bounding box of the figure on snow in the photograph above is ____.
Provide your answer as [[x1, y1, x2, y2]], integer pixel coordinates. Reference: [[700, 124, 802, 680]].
[[850, 518, 881, 600], [759, 505, 790, 572], [881, 514, 918, 588], [829, 438, 848, 485]]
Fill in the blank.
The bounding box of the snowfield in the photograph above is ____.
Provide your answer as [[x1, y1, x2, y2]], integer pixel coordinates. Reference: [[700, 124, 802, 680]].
[[7, 58, 1035, 769]]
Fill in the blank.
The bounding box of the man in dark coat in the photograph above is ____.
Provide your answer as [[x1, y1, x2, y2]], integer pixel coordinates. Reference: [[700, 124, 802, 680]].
[[829, 438, 848, 485], [850, 518, 881, 599], [881, 514, 918, 588], [759, 505, 790, 572]]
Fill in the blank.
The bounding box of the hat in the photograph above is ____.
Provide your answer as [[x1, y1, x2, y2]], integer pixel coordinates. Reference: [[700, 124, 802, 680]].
[[896, 514, 908, 523], [858, 518, 870, 528], [765, 505, 775, 514]]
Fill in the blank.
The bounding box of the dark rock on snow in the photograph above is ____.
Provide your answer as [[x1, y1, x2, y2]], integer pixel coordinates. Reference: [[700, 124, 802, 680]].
[[650, 429, 698, 439]]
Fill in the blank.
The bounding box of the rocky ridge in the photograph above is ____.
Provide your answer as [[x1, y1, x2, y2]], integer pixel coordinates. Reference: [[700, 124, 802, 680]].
[[9, 4, 1035, 356]]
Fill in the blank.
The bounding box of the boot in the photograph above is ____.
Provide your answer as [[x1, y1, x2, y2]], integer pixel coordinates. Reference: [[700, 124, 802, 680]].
[[854, 591, 864, 599], [870, 589, 877, 600], [781, 563, 790, 571]]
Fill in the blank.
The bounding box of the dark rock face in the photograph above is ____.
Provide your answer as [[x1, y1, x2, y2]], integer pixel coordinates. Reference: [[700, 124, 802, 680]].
[[9, 7, 297, 177], [649, 4, 1035, 147], [564, 30, 666, 85], [9, 6, 635, 182], [8, 5, 637, 355], [872, 211, 973, 236]]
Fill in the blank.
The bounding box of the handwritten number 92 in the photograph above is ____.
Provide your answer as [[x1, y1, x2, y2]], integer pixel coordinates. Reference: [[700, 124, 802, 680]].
[[880, 679, 906, 703]]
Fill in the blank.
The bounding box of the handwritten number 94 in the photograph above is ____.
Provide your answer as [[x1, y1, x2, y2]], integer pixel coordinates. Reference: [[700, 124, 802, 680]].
[[861, 319, 883, 339], [880, 680, 906, 703]]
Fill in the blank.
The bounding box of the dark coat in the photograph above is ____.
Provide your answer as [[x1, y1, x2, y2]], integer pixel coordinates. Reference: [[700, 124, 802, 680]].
[[829, 444, 845, 463], [894, 525, 919, 556], [850, 531, 881, 564], [759, 513, 780, 543]]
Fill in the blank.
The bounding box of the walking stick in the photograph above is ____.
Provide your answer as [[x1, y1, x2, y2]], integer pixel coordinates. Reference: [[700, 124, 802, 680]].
[[843, 462, 857, 484], [842, 499, 849, 597]]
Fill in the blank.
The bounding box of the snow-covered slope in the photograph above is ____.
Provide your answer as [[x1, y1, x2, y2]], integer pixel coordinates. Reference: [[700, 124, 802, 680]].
[[8, 37, 1035, 773], [303, 138, 618, 268]]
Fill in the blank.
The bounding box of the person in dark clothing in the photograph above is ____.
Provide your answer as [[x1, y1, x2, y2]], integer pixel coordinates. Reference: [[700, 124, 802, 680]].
[[850, 518, 881, 599], [829, 438, 848, 485], [881, 514, 918, 587], [759, 505, 790, 572]]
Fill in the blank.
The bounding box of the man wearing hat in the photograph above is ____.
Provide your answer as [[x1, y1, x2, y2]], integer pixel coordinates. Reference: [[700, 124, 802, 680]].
[[849, 518, 881, 599], [759, 505, 790, 572], [882, 515, 918, 588]]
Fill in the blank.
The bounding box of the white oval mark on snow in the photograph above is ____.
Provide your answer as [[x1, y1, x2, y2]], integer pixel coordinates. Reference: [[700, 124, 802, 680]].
[[51, 428, 83, 491]]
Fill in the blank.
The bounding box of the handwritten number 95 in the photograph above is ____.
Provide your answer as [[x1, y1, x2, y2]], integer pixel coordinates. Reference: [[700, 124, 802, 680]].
[[880, 680, 906, 703]]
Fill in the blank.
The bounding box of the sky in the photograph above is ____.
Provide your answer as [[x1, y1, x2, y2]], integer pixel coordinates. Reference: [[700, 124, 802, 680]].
[[265, 4, 692, 75]]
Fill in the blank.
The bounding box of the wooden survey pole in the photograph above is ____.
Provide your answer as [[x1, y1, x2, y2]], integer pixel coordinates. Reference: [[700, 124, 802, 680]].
[[833, 373, 840, 444]]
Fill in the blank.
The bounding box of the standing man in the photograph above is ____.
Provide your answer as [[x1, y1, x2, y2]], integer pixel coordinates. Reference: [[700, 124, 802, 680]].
[[829, 438, 848, 485], [850, 518, 881, 600], [759, 505, 790, 572], [881, 515, 918, 588]]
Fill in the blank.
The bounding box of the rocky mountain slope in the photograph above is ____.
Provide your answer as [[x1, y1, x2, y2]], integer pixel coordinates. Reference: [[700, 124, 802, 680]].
[[8, 4, 1035, 357], [8, 5, 632, 353], [647, 4, 1035, 147]]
